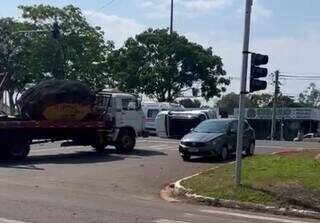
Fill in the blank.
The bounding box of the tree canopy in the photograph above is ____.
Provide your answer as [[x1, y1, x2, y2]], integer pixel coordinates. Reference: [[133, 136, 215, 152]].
[[18, 4, 114, 89], [108, 28, 230, 102], [299, 83, 320, 108]]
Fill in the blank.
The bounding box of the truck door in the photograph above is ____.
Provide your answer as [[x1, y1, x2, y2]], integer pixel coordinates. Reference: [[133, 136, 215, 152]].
[[115, 97, 143, 134]]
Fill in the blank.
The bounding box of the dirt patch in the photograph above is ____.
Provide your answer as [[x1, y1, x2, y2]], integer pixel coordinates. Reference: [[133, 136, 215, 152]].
[[277, 149, 320, 157], [270, 185, 320, 212]]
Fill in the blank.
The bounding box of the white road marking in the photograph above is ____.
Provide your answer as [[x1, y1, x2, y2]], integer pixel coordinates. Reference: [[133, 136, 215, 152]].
[[152, 219, 190, 223], [200, 209, 312, 223], [0, 217, 29, 223]]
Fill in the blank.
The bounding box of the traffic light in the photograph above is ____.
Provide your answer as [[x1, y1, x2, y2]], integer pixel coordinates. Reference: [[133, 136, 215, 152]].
[[52, 22, 60, 40], [250, 53, 269, 92]]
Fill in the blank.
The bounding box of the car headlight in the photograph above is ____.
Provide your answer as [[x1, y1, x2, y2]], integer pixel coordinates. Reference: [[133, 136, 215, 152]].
[[209, 140, 217, 145]]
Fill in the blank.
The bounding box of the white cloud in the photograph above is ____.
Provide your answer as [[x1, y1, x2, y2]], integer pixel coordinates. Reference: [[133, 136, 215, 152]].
[[236, 0, 272, 23], [182, 0, 232, 12], [84, 11, 145, 48], [141, 0, 232, 18], [184, 31, 320, 96]]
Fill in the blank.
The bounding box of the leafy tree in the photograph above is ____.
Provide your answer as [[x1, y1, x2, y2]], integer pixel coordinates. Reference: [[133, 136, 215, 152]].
[[18, 4, 114, 89], [298, 83, 320, 108], [108, 28, 229, 102], [0, 18, 35, 114], [250, 93, 272, 108], [216, 92, 257, 115]]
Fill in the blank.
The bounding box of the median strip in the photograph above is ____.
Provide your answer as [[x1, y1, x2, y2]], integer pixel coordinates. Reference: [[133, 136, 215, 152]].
[[174, 150, 320, 220]]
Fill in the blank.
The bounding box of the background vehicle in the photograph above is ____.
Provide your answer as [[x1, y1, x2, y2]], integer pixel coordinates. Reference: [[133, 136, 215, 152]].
[[293, 133, 320, 142], [0, 86, 147, 160], [142, 102, 184, 135], [179, 118, 255, 161], [156, 109, 218, 138]]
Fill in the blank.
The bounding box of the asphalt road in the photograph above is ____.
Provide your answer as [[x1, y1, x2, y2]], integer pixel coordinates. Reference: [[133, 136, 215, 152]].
[[0, 137, 318, 223]]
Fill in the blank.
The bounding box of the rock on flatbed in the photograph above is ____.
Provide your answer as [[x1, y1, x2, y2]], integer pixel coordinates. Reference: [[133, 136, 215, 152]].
[[19, 79, 95, 121]]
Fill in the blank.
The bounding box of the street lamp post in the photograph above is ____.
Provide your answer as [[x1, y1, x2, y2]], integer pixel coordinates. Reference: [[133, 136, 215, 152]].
[[235, 0, 253, 187], [170, 0, 174, 35]]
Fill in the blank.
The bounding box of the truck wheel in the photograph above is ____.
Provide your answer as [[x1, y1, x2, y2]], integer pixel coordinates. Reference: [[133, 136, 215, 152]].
[[8, 140, 30, 161], [115, 130, 136, 153]]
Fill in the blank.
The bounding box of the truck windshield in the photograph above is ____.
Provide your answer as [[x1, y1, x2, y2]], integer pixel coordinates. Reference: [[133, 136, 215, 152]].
[[194, 120, 228, 133]]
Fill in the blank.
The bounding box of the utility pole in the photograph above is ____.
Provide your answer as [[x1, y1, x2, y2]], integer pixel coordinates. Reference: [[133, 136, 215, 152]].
[[235, 0, 253, 187], [170, 0, 174, 35], [270, 70, 280, 140]]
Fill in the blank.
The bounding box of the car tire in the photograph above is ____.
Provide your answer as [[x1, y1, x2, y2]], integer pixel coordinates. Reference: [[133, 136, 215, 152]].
[[181, 154, 191, 161], [218, 146, 229, 161], [246, 142, 255, 156]]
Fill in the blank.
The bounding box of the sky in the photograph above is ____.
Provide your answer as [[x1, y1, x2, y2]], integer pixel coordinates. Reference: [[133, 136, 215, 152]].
[[1, 0, 320, 100]]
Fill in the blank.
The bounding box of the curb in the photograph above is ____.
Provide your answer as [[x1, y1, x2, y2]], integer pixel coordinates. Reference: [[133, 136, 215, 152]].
[[173, 165, 320, 220]]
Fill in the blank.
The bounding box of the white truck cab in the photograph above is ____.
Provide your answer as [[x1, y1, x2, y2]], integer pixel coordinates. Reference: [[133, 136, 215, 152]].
[[94, 91, 147, 152]]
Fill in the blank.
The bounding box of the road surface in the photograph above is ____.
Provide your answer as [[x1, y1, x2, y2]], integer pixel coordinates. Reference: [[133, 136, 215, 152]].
[[0, 137, 318, 223]]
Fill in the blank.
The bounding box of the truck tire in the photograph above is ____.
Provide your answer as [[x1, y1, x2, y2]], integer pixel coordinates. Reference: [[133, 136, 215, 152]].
[[115, 129, 136, 153], [8, 140, 30, 161]]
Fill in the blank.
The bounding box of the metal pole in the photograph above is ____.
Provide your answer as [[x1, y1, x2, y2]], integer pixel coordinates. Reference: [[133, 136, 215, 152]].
[[271, 70, 279, 140], [235, 0, 253, 187], [170, 0, 174, 35]]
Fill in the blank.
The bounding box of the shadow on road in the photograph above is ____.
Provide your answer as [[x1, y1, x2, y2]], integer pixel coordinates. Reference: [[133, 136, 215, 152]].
[[0, 147, 167, 169], [105, 148, 167, 157]]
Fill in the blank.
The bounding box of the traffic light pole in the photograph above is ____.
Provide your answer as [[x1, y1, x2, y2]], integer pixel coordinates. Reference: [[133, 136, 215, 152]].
[[235, 0, 253, 187], [270, 70, 280, 140]]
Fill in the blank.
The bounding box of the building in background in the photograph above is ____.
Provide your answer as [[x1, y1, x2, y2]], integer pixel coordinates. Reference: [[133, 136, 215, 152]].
[[234, 107, 320, 141]]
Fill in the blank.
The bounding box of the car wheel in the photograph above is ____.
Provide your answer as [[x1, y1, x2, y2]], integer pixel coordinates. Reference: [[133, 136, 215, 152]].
[[246, 142, 255, 156], [218, 146, 229, 161], [181, 154, 191, 161]]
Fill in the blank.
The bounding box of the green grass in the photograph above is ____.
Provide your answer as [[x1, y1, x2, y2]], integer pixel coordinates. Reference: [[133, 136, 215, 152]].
[[182, 151, 320, 209]]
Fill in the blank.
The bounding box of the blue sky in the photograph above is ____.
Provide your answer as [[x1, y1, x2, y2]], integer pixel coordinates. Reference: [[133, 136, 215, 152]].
[[1, 0, 320, 99]]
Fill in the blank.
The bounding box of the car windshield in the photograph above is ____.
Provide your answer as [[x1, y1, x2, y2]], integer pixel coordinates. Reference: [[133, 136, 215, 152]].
[[193, 120, 228, 133]]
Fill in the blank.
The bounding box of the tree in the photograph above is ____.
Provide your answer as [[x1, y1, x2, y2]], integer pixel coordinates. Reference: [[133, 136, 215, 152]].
[[250, 93, 272, 108], [178, 98, 201, 108], [108, 28, 229, 102], [18, 4, 114, 89], [216, 92, 257, 115], [298, 83, 320, 108], [0, 18, 35, 114]]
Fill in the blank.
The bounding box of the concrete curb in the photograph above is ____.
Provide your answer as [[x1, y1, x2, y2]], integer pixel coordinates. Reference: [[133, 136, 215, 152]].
[[173, 164, 320, 220]]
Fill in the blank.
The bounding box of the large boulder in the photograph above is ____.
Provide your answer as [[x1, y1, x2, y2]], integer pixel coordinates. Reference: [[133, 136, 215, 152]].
[[19, 79, 95, 121]]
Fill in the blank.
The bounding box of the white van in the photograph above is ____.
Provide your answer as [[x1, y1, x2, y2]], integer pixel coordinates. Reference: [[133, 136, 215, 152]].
[[156, 109, 218, 138], [142, 102, 185, 134]]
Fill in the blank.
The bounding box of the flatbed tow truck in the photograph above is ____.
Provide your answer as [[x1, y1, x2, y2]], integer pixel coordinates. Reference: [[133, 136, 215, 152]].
[[0, 75, 147, 160]]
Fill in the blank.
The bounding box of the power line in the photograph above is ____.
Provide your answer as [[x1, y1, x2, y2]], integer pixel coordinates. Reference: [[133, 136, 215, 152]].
[[86, 0, 117, 20], [96, 0, 117, 13], [281, 71, 320, 76]]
